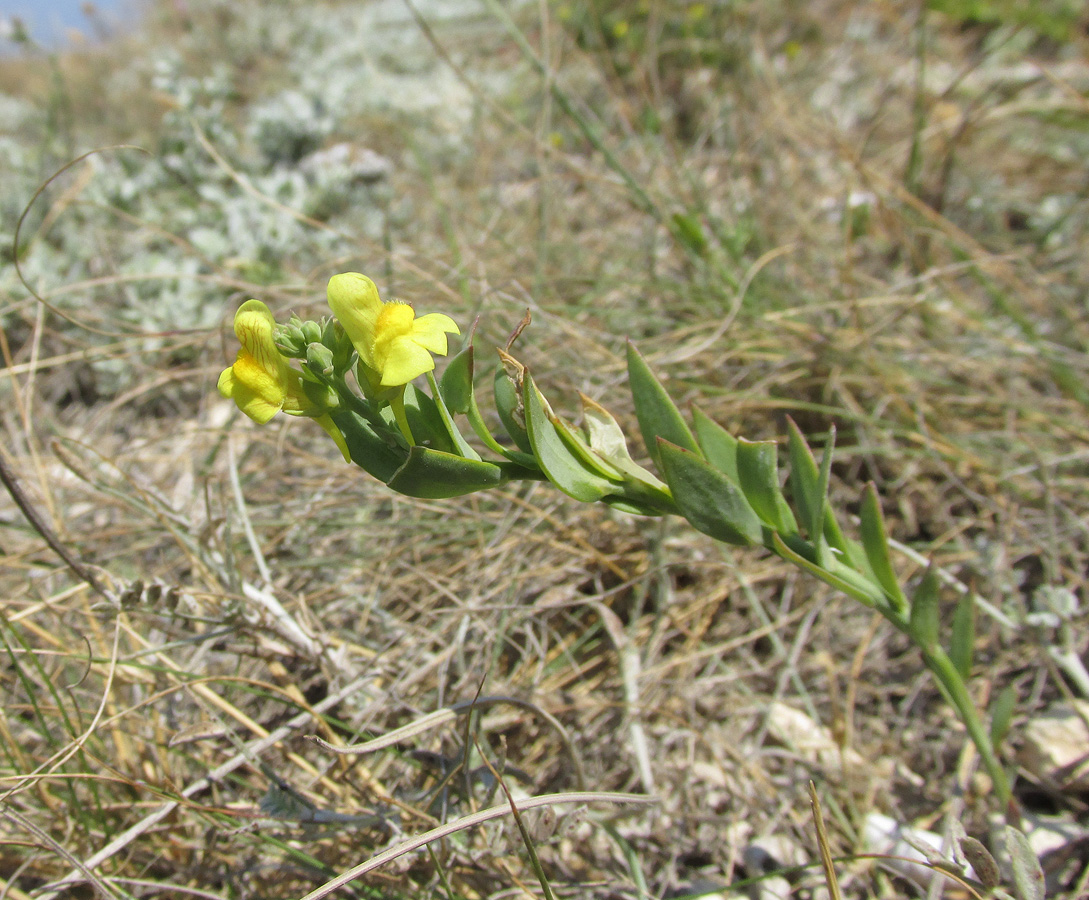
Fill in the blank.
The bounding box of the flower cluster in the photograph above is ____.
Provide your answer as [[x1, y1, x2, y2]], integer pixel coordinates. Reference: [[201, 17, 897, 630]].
[[219, 274, 460, 463]]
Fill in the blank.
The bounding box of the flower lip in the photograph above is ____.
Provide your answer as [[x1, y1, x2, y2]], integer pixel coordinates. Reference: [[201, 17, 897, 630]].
[[218, 299, 293, 423], [220, 299, 321, 421], [326, 272, 460, 390]]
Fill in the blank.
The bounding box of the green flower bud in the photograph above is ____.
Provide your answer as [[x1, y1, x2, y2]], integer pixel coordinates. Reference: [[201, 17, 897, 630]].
[[300, 319, 323, 345], [320, 316, 339, 349], [274, 319, 308, 358], [326, 319, 356, 371], [306, 341, 335, 377]]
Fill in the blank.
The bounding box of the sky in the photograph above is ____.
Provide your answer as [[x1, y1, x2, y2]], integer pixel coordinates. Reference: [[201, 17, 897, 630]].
[[0, 0, 138, 49]]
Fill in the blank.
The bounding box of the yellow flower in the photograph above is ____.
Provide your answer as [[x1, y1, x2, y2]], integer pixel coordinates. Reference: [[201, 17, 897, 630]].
[[218, 299, 349, 460], [326, 273, 460, 390]]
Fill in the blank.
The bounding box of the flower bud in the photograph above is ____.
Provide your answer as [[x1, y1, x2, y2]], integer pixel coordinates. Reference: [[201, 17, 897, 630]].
[[274, 321, 308, 358], [300, 319, 323, 345], [306, 342, 335, 377]]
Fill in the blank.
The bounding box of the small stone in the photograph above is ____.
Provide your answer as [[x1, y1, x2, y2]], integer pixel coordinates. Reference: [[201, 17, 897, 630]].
[[766, 702, 867, 774], [863, 812, 970, 882], [1019, 700, 1089, 791]]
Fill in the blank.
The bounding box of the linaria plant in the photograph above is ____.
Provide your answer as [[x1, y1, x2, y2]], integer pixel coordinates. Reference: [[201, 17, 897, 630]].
[[220, 272, 1018, 821]]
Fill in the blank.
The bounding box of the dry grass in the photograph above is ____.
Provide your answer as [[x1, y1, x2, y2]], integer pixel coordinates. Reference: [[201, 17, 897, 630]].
[[2, 0, 1089, 897]]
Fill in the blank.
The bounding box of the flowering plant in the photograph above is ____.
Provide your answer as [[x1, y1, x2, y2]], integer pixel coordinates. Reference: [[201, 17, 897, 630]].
[[219, 272, 1018, 819]]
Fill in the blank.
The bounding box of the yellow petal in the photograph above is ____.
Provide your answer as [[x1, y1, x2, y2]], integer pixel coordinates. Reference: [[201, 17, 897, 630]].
[[218, 358, 284, 424], [280, 375, 317, 416], [372, 301, 416, 371], [379, 336, 436, 387], [233, 300, 281, 371], [327, 273, 382, 369], [411, 312, 459, 354], [217, 365, 237, 400]]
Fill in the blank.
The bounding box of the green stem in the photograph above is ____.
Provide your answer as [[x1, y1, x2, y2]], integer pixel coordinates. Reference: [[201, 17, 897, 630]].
[[389, 391, 415, 446], [920, 644, 1013, 815], [772, 530, 1015, 819], [331, 376, 395, 437]]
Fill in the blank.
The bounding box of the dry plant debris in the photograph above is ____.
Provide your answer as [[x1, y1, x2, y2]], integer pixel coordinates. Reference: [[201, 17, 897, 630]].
[[1, 0, 1088, 897]]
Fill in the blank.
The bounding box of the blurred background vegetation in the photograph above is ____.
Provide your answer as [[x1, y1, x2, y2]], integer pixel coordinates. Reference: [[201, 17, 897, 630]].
[[1, 0, 1088, 897]]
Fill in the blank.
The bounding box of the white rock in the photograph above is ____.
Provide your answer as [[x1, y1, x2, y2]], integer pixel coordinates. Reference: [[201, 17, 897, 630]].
[[863, 813, 975, 883], [1020, 700, 1089, 791], [766, 702, 867, 774]]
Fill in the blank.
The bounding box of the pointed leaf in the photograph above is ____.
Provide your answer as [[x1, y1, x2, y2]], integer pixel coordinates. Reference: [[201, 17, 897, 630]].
[[1005, 825, 1045, 900], [657, 440, 762, 546], [329, 408, 406, 484], [785, 419, 849, 560], [387, 446, 505, 499], [425, 373, 481, 460], [772, 533, 883, 607], [557, 419, 626, 481], [438, 343, 475, 414], [602, 496, 670, 517], [950, 592, 975, 680], [402, 383, 456, 455], [989, 684, 1017, 750], [671, 212, 708, 256], [692, 407, 739, 482], [523, 371, 617, 502], [786, 418, 821, 537], [736, 438, 796, 534], [626, 342, 699, 468], [814, 425, 835, 541], [582, 393, 668, 491], [910, 566, 941, 651], [494, 358, 534, 455], [859, 483, 908, 612]]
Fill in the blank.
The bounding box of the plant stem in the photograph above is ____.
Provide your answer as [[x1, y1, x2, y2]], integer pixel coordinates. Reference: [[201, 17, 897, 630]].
[[389, 391, 416, 446], [920, 644, 1013, 816]]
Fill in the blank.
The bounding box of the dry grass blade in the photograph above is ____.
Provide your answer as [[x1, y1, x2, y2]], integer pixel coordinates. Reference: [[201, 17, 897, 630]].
[[2, 0, 1088, 896], [808, 782, 842, 900], [34, 674, 378, 899], [297, 791, 654, 900]]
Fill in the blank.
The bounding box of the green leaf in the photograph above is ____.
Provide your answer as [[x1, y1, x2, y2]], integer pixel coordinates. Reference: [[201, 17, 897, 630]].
[[657, 440, 762, 546], [772, 533, 883, 607], [950, 593, 975, 680], [1005, 825, 1045, 900], [602, 495, 671, 517], [425, 372, 481, 461], [386, 446, 505, 499], [494, 358, 534, 456], [692, 407, 739, 482], [329, 408, 406, 484], [402, 383, 456, 455], [736, 438, 796, 534], [626, 342, 699, 468], [859, 483, 908, 613], [438, 343, 475, 414], [785, 418, 849, 561], [441, 344, 533, 464], [671, 212, 708, 256], [989, 684, 1017, 750], [910, 566, 941, 651], [523, 371, 617, 502], [545, 407, 625, 482], [786, 418, 821, 535], [581, 393, 668, 491], [814, 426, 835, 542]]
